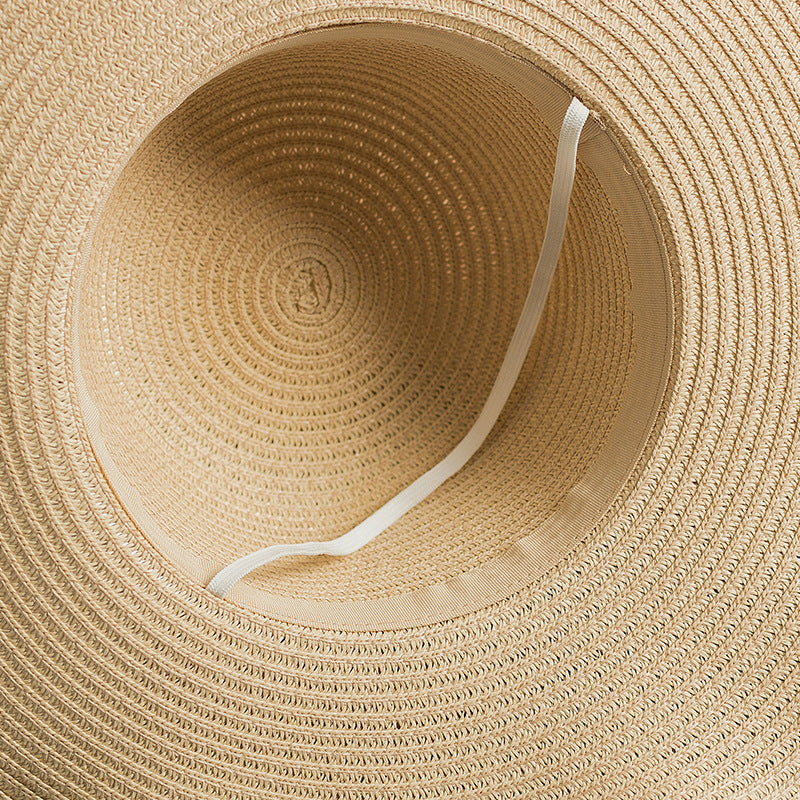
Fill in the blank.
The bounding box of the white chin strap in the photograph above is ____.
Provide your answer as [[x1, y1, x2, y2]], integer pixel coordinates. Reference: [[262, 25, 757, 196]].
[[207, 97, 591, 598]]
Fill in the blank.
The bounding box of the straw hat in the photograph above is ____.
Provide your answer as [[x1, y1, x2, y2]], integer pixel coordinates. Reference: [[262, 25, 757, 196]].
[[2, 0, 799, 796]]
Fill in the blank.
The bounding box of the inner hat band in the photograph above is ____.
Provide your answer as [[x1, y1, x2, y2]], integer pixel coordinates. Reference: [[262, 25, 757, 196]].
[[207, 97, 591, 598]]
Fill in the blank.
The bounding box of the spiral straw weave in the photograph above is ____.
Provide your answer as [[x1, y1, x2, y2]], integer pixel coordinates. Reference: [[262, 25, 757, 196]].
[[79, 30, 648, 608], [2, 1, 800, 798]]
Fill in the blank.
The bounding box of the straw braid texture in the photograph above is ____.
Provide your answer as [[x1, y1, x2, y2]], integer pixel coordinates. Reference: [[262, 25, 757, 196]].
[[1, 1, 800, 799]]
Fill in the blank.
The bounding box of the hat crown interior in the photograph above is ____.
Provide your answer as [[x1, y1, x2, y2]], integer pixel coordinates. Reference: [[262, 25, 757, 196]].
[[75, 23, 672, 624]]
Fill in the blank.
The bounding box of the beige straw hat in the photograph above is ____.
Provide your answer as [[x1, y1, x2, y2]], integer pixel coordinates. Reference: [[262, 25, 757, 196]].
[[3, 0, 800, 796]]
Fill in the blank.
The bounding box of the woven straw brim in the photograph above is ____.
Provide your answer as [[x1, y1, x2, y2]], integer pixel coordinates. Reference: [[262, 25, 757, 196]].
[[2, 1, 800, 798]]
